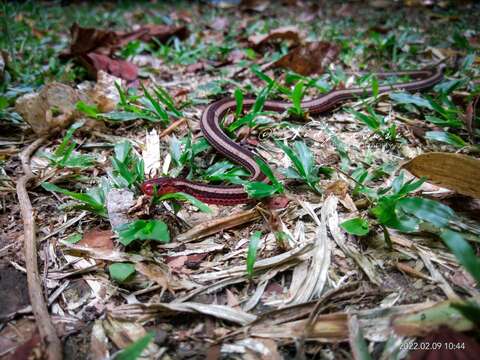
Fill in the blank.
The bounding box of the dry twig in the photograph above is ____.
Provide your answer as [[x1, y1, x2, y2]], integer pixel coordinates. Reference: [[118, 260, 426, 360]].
[[16, 137, 63, 360]]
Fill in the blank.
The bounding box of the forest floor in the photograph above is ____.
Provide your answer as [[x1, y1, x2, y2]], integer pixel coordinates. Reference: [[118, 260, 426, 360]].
[[0, 1, 479, 359]]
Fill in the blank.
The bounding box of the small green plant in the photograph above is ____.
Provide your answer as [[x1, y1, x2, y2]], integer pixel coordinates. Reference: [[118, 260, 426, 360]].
[[169, 133, 211, 178], [244, 157, 284, 199], [227, 83, 274, 133], [141, 83, 183, 124], [203, 160, 249, 184], [246, 231, 262, 278], [287, 80, 305, 118], [40, 121, 95, 169], [276, 140, 331, 194], [109, 141, 145, 191], [116, 220, 170, 246], [349, 107, 398, 143], [41, 181, 108, 217]]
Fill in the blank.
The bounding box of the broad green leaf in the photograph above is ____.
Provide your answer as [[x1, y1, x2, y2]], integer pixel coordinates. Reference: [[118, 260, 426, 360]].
[[116, 333, 154, 360], [390, 92, 433, 110], [340, 218, 370, 236], [425, 131, 467, 148], [424, 115, 462, 128], [434, 79, 465, 94], [244, 181, 282, 199], [440, 229, 480, 284], [159, 192, 212, 213], [247, 231, 262, 278], [116, 220, 170, 246], [109, 263, 135, 283], [398, 197, 454, 227]]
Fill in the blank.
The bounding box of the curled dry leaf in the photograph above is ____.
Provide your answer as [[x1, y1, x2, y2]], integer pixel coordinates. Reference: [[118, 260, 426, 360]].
[[248, 26, 302, 50], [402, 152, 480, 199], [15, 82, 79, 134], [272, 41, 340, 75]]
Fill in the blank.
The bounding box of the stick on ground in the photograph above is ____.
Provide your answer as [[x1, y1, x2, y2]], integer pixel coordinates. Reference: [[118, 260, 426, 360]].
[[16, 137, 63, 360]]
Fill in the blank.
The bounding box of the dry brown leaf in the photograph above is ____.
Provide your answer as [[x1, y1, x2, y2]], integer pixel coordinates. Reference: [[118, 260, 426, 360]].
[[135, 262, 171, 291], [272, 41, 340, 75], [176, 208, 261, 242], [79, 229, 114, 251], [403, 152, 480, 199], [15, 82, 79, 134], [248, 26, 302, 49]]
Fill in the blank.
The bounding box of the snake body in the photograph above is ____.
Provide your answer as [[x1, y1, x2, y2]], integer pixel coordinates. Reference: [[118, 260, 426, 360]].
[[141, 66, 445, 204]]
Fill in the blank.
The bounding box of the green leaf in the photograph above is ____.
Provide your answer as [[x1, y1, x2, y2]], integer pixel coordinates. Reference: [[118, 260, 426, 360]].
[[63, 233, 82, 244], [41, 182, 106, 217], [372, 75, 379, 98], [390, 92, 433, 110], [398, 197, 454, 227], [116, 333, 154, 360], [109, 263, 136, 283], [349, 109, 380, 131], [76, 101, 99, 118], [116, 220, 170, 246], [234, 88, 244, 118], [244, 181, 283, 199], [451, 302, 480, 325], [159, 192, 212, 213], [101, 111, 141, 121], [434, 79, 465, 94], [425, 131, 467, 148], [247, 231, 262, 278], [440, 229, 480, 285], [340, 218, 370, 236]]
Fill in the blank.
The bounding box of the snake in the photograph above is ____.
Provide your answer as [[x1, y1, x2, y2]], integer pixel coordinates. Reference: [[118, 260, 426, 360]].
[[141, 65, 445, 205]]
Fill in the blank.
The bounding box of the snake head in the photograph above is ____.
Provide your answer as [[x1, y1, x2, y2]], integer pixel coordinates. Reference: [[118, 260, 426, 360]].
[[141, 178, 180, 197]]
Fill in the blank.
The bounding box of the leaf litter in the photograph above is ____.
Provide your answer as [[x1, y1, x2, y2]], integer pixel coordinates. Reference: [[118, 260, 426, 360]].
[[1, 1, 480, 359]]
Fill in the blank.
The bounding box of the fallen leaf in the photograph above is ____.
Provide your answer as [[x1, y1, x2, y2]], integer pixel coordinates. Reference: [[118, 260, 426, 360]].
[[249, 26, 302, 49], [81, 53, 138, 82], [15, 82, 79, 134], [166, 255, 188, 271], [135, 262, 171, 291], [8, 332, 42, 360], [403, 152, 480, 199], [272, 41, 340, 75], [79, 229, 114, 251]]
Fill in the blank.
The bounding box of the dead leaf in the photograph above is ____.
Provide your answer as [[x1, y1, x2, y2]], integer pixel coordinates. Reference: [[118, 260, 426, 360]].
[[81, 53, 138, 82], [403, 152, 480, 199], [240, 0, 270, 12], [248, 26, 302, 49], [135, 262, 171, 291], [79, 229, 114, 251], [166, 255, 188, 271], [15, 82, 79, 135], [272, 41, 340, 75], [8, 332, 42, 360]]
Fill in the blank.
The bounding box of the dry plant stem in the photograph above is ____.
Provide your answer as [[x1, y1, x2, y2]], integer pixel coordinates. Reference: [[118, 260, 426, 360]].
[[16, 136, 63, 360]]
